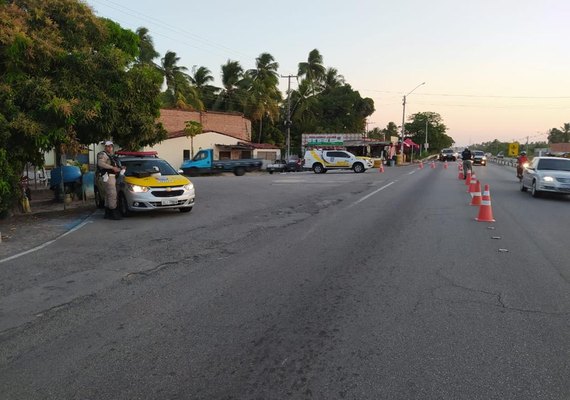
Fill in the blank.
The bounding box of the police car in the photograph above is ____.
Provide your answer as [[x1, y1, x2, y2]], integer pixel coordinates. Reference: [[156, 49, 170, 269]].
[[303, 149, 372, 173], [95, 151, 195, 216]]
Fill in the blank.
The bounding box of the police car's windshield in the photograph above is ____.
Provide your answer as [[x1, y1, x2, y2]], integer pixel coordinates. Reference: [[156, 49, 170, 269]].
[[122, 159, 178, 176]]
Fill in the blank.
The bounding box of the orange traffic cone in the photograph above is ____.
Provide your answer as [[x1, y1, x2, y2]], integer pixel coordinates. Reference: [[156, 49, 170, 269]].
[[468, 175, 478, 193], [475, 184, 495, 222], [419, 161, 424, 169], [464, 171, 471, 185], [458, 171, 464, 179], [379, 163, 385, 173], [431, 161, 436, 169], [444, 161, 449, 169], [469, 181, 482, 206]]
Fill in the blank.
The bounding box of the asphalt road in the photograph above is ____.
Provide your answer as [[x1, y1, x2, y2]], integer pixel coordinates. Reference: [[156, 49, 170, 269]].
[[1, 162, 569, 399]]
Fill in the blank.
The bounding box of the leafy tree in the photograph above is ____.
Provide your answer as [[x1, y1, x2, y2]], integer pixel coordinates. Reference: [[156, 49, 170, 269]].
[[383, 122, 400, 141], [290, 84, 374, 136], [405, 112, 453, 151], [0, 0, 166, 214], [547, 123, 570, 143], [368, 122, 398, 141]]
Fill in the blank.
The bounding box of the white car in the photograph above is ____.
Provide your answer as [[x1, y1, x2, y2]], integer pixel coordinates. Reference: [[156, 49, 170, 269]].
[[520, 157, 570, 197], [96, 152, 195, 215], [303, 149, 370, 173]]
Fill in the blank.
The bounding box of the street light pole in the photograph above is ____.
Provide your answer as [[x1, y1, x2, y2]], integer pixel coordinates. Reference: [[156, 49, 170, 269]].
[[425, 117, 428, 153], [400, 82, 425, 164]]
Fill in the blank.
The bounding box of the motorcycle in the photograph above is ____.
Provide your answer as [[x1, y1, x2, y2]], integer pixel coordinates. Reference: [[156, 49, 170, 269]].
[[517, 162, 529, 181]]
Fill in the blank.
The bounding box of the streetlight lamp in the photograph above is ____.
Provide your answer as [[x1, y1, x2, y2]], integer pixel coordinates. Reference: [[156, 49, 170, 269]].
[[400, 82, 425, 164]]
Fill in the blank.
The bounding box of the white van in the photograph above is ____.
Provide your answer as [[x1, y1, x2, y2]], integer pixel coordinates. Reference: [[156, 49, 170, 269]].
[[303, 149, 372, 173]]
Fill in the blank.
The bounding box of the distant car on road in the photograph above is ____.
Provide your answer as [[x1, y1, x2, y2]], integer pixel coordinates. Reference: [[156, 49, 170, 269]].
[[472, 150, 487, 166], [520, 156, 570, 197], [439, 148, 456, 161], [497, 151, 504, 158], [266, 159, 303, 174]]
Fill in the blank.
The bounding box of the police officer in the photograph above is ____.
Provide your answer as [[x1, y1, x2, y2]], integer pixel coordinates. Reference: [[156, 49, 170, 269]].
[[97, 141, 122, 220]]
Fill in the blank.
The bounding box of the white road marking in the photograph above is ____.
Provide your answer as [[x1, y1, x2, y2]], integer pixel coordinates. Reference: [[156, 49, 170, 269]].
[[0, 220, 93, 264], [350, 181, 396, 206]]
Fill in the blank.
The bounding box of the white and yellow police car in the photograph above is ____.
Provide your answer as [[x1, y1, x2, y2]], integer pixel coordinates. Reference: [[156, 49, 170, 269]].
[[303, 149, 373, 174], [95, 151, 195, 216]]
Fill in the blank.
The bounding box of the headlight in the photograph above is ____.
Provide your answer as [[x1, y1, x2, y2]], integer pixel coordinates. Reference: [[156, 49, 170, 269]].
[[127, 184, 150, 193], [542, 176, 554, 182], [184, 183, 194, 191]]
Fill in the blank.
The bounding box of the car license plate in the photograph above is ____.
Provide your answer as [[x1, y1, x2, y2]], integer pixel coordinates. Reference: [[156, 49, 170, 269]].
[[162, 199, 177, 206]]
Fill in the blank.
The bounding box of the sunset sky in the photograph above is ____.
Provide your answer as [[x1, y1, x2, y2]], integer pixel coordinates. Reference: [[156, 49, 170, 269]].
[[85, 0, 570, 146]]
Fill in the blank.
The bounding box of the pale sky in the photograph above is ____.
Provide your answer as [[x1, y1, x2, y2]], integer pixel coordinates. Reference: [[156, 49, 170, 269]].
[[85, 0, 570, 146]]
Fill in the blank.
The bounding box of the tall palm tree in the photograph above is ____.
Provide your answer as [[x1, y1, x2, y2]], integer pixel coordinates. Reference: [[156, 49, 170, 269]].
[[298, 49, 326, 96], [135, 27, 159, 65], [214, 60, 245, 112], [190, 66, 218, 109], [245, 53, 281, 142], [161, 51, 189, 97], [190, 66, 214, 88]]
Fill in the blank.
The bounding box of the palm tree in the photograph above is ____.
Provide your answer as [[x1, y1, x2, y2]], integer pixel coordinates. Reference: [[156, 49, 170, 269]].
[[136, 27, 159, 65], [190, 66, 214, 87], [322, 67, 345, 91], [214, 60, 245, 112], [184, 120, 203, 157], [190, 66, 218, 109], [298, 49, 326, 96], [245, 53, 281, 142], [161, 51, 189, 98], [159, 51, 204, 110]]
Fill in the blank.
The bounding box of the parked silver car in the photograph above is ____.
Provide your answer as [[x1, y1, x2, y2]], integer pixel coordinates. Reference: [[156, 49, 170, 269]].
[[520, 157, 570, 197]]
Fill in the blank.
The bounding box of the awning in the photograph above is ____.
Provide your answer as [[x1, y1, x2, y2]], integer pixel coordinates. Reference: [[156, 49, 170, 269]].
[[403, 138, 420, 149]]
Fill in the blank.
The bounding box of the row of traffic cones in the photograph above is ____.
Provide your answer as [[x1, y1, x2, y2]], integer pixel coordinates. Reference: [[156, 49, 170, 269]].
[[461, 169, 495, 222]]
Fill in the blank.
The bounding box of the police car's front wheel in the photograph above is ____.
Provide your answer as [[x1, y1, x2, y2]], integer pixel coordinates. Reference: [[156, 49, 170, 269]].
[[353, 163, 365, 173], [312, 163, 324, 174]]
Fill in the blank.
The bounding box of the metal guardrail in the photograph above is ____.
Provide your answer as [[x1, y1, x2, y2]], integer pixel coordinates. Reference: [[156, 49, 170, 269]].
[[489, 156, 518, 168]]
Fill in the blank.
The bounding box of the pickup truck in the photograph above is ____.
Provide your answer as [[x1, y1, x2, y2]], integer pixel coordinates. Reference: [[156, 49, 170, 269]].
[[303, 149, 372, 173], [180, 149, 263, 176]]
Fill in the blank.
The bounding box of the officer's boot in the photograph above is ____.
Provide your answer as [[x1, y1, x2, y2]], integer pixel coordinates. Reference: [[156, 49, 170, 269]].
[[111, 208, 123, 220], [104, 207, 111, 219]]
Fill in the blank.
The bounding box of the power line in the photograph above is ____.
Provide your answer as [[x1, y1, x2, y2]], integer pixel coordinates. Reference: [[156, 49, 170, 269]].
[[88, 0, 255, 60]]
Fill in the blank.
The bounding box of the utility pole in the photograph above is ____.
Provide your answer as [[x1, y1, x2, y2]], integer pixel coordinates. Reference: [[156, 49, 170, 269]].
[[425, 118, 429, 152], [281, 74, 297, 160]]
